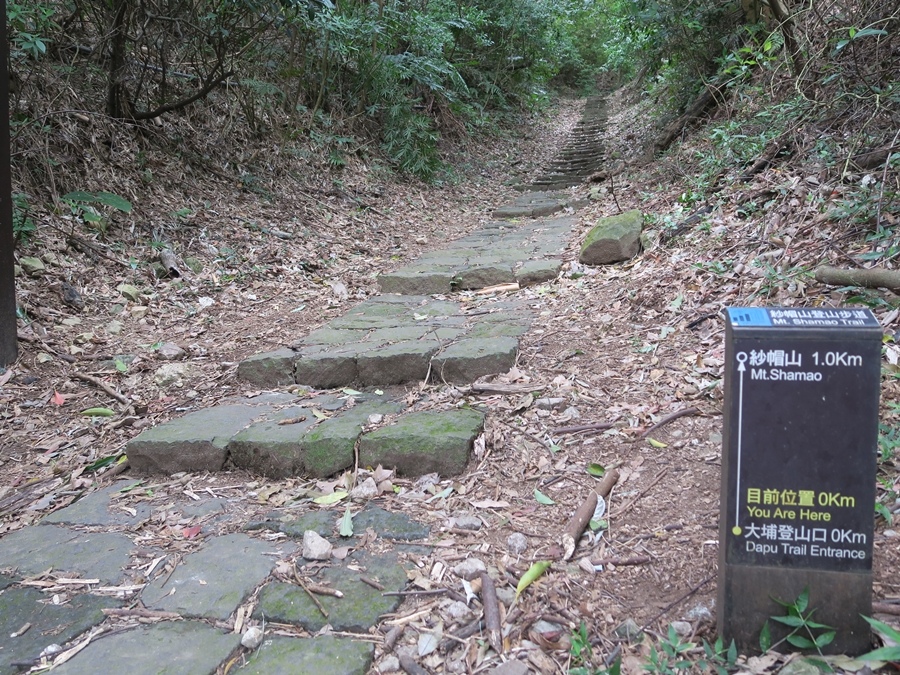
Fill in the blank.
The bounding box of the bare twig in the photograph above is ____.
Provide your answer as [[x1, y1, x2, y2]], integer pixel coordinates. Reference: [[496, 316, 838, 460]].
[[617, 469, 668, 516], [552, 421, 615, 435], [590, 555, 652, 567], [639, 407, 699, 439], [71, 371, 129, 405], [102, 607, 181, 619]]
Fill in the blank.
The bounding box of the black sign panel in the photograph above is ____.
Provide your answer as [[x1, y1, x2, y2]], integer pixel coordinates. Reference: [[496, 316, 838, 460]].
[[722, 307, 881, 572]]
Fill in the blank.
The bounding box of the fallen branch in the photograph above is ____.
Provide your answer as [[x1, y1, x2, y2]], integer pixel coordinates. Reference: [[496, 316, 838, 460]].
[[590, 555, 652, 567], [551, 421, 615, 435], [71, 371, 129, 405], [294, 569, 328, 618], [815, 265, 900, 291], [475, 282, 519, 295], [640, 407, 699, 439], [480, 572, 503, 655], [872, 602, 900, 616], [561, 468, 620, 561], [102, 607, 181, 619]]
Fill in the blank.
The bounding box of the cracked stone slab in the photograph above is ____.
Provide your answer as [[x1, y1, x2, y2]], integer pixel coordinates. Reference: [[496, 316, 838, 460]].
[[359, 409, 484, 476], [142, 533, 292, 620], [43, 480, 151, 527], [51, 621, 241, 675], [240, 635, 373, 675], [228, 406, 322, 478], [0, 525, 132, 584], [430, 336, 518, 383], [356, 340, 437, 386], [0, 586, 118, 675], [303, 399, 404, 477], [127, 404, 270, 473], [236, 347, 296, 387], [255, 551, 408, 632]]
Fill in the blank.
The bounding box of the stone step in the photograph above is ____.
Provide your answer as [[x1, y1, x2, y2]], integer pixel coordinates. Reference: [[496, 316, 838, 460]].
[[125, 390, 486, 478]]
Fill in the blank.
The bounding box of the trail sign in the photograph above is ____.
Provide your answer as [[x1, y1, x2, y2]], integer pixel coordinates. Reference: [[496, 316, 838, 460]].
[[718, 307, 881, 654]]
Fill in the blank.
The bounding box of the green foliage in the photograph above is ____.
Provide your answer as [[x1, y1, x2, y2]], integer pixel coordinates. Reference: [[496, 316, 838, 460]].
[[6, 0, 57, 62], [859, 616, 900, 662], [698, 636, 738, 675], [12, 193, 36, 243], [643, 624, 695, 674], [62, 190, 132, 233], [760, 588, 835, 654]]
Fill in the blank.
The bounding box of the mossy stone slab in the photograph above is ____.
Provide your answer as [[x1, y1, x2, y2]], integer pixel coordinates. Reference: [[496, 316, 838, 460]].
[[127, 404, 269, 473], [358, 409, 484, 476], [378, 270, 454, 295], [302, 400, 404, 477], [254, 551, 408, 632], [240, 635, 373, 675], [228, 406, 321, 478], [236, 348, 297, 387], [245, 510, 336, 539], [51, 621, 240, 675], [351, 505, 429, 541]]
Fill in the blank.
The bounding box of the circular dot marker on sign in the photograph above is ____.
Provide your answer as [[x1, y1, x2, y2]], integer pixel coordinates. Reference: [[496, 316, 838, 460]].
[[732, 526, 742, 535]]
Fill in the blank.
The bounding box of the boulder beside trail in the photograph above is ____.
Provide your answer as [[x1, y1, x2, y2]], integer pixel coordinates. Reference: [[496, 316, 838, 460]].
[[579, 209, 643, 265]]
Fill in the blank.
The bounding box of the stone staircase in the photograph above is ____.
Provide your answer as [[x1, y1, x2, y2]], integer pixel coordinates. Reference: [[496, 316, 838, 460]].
[[124, 100, 608, 481]]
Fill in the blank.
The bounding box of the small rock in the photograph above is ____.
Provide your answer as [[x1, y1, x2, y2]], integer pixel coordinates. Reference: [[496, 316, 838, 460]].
[[350, 477, 379, 499], [685, 603, 714, 624], [442, 600, 475, 624], [495, 586, 516, 608], [452, 515, 482, 531], [452, 557, 486, 580], [61, 282, 84, 310], [367, 413, 384, 425], [487, 659, 531, 675], [117, 283, 141, 302], [613, 618, 643, 642], [20, 257, 46, 276], [184, 257, 204, 274], [379, 655, 400, 673], [883, 529, 897, 538], [105, 319, 123, 335], [154, 363, 191, 388], [302, 530, 333, 560], [157, 342, 187, 360], [131, 306, 149, 319], [671, 620, 692, 637], [241, 625, 264, 649], [414, 473, 440, 492], [507, 532, 528, 555]]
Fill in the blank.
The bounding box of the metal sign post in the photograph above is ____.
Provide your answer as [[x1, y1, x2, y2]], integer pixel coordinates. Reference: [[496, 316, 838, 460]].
[[718, 307, 881, 654]]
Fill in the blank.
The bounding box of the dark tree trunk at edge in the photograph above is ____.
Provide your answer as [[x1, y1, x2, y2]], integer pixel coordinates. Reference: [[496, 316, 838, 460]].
[[1, 0, 19, 366]]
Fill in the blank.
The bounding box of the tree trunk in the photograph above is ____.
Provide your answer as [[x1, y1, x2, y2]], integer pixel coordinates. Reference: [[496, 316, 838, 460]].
[[106, 0, 132, 119]]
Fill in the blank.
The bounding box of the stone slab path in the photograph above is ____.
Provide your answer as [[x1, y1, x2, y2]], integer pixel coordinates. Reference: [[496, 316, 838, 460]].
[[0, 97, 609, 675]]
